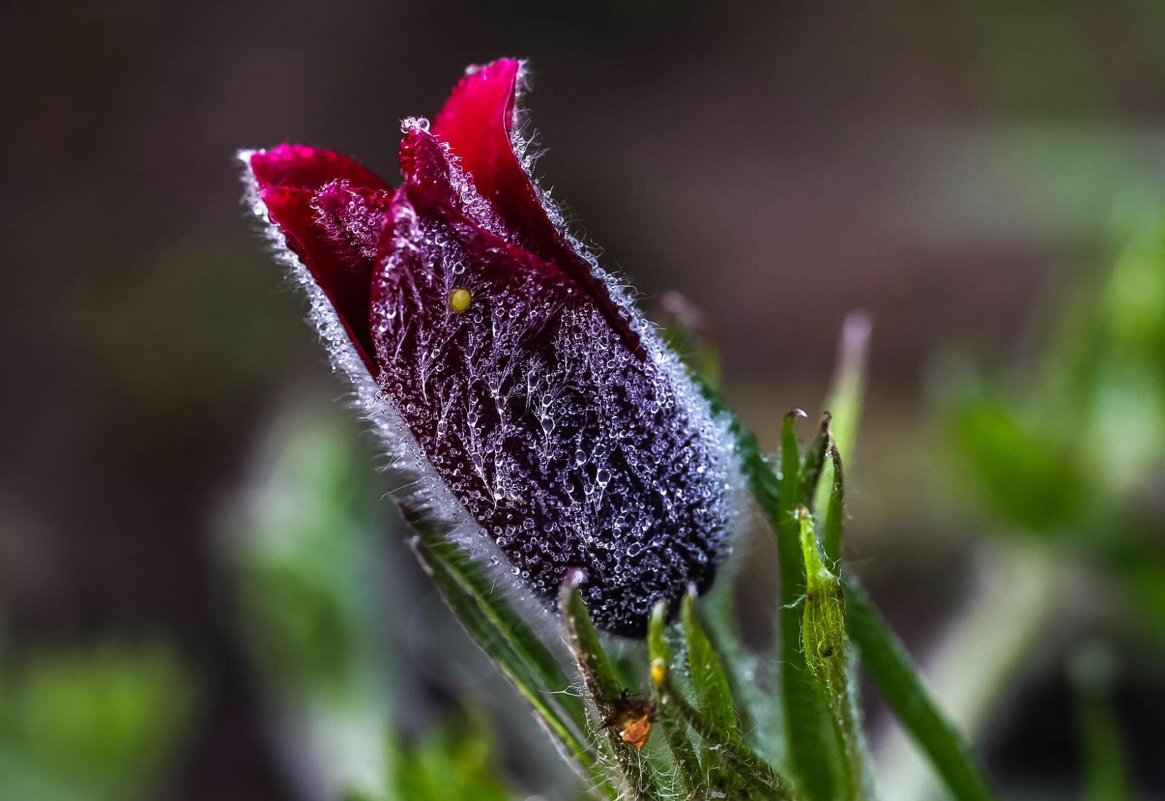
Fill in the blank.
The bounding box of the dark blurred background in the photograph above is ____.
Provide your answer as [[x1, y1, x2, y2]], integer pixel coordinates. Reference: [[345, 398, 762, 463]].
[[3, 1, 1165, 799]]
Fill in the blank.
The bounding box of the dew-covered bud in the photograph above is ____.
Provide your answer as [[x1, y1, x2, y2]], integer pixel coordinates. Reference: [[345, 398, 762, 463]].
[[241, 59, 740, 636]]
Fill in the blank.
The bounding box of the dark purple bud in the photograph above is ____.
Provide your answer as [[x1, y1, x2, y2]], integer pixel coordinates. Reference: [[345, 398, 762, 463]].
[[242, 59, 740, 636]]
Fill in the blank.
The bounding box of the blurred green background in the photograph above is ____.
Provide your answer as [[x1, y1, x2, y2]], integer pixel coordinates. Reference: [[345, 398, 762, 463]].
[[2, 1, 1165, 798]]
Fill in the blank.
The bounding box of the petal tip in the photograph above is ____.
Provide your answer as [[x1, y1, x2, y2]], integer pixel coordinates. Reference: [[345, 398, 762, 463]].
[[246, 143, 389, 193]]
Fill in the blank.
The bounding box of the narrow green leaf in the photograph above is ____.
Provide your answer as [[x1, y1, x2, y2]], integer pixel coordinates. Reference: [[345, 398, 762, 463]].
[[681, 593, 740, 736], [405, 512, 586, 733], [777, 412, 844, 801], [820, 443, 846, 567], [702, 367, 993, 799], [408, 536, 600, 790], [559, 576, 623, 706], [648, 602, 702, 797], [814, 313, 870, 515], [658, 677, 804, 801], [1070, 645, 1134, 801], [799, 413, 832, 509], [675, 593, 736, 745], [680, 592, 751, 794], [560, 577, 661, 801], [688, 585, 763, 749], [799, 509, 866, 801], [842, 575, 995, 801]]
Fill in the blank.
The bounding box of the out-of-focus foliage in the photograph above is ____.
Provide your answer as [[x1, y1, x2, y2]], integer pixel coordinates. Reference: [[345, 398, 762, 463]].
[[1070, 643, 1133, 801], [224, 404, 535, 801], [871, 213, 1165, 801], [0, 642, 192, 801], [385, 719, 513, 801], [344, 714, 514, 801], [224, 405, 398, 799], [945, 213, 1165, 637]]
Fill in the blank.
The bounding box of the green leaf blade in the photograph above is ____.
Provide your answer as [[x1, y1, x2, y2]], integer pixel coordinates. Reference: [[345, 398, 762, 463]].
[[776, 413, 845, 801], [648, 602, 702, 797], [799, 509, 866, 801], [843, 575, 996, 801], [406, 514, 586, 733], [681, 593, 740, 738], [408, 534, 599, 788]]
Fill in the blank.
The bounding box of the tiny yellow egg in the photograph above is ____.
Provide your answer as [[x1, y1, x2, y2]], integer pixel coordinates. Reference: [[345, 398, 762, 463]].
[[449, 286, 472, 313], [650, 658, 668, 687]]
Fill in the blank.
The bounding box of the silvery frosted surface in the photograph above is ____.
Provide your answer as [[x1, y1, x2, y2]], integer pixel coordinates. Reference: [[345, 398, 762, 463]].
[[240, 66, 742, 636], [368, 129, 740, 636]]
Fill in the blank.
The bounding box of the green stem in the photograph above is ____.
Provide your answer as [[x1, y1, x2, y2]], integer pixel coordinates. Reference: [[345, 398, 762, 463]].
[[867, 542, 1066, 801], [647, 603, 702, 798], [560, 578, 661, 801], [842, 575, 996, 801], [1071, 643, 1133, 801], [660, 678, 804, 801]]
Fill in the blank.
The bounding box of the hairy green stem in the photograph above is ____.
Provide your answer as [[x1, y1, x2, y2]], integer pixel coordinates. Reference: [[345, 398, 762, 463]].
[[776, 413, 845, 800], [799, 510, 866, 800], [560, 579, 661, 801]]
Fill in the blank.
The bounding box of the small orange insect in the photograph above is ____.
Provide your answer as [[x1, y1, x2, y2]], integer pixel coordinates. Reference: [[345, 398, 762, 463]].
[[602, 692, 657, 751]]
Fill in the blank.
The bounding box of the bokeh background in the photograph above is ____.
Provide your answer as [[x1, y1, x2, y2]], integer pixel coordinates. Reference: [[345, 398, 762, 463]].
[[3, 1, 1165, 799]]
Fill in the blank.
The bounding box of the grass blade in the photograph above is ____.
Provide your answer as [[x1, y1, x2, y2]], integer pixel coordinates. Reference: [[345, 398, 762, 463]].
[[842, 575, 995, 801]]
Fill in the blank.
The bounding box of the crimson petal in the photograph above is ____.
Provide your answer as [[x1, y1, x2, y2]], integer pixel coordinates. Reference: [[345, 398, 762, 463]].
[[249, 147, 393, 372], [432, 60, 643, 357], [250, 143, 388, 192]]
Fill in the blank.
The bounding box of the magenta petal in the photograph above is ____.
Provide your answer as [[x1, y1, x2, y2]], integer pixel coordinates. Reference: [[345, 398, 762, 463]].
[[430, 67, 643, 356], [250, 149, 394, 373], [250, 144, 388, 192], [431, 61, 555, 245]]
